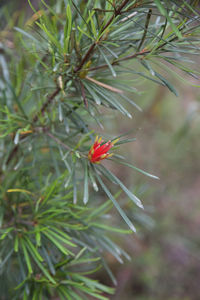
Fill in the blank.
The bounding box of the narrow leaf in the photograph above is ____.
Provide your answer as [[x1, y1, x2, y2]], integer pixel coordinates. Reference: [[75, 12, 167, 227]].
[[98, 46, 117, 77], [95, 173, 136, 232], [21, 239, 33, 274], [154, 0, 182, 38], [83, 161, 89, 204], [99, 166, 144, 209], [111, 159, 159, 179]]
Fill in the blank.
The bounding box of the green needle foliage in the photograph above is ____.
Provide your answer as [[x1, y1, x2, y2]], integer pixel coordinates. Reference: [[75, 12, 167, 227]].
[[0, 0, 199, 299]]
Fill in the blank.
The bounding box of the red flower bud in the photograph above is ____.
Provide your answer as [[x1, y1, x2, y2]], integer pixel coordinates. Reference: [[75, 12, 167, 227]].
[[88, 136, 119, 164]]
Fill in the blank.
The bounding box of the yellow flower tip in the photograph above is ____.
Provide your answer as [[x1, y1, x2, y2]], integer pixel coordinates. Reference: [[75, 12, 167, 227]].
[[112, 138, 119, 145], [95, 135, 99, 142], [107, 153, 113, 158], [100, 154, 107, 159], [98, 137, 102, 144]]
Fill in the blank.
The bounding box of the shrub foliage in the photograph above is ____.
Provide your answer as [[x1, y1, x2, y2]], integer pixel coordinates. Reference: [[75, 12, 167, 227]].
[[0, 0, 199, 299]]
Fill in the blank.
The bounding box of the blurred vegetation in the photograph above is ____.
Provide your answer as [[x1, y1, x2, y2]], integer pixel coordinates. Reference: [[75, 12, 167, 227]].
[[105, 79, 200, 300]]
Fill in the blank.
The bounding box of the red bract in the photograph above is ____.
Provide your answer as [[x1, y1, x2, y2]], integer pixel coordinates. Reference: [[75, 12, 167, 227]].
[[88, 136, 119, 164]]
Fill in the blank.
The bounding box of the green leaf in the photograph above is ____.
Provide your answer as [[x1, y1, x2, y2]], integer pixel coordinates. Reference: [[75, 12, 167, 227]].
[[35, 228, 41, 247], [83, 161, 89, 204], [27, 243, 56, 283], [99, 165, 144, 209], [90, 222, 132, 234], [101, 257, 117, 286], [23, 236, 43, 262], [42, 178, 61, 206], [83, 82, 101, 105], [41, 246, 55, 275], [95, 172, 136, 232], [27, 0, 37, 13], [65, 289, 83, 300], [43, 230, 73, 255], [14, 27, 38, 43], [92, 84, 132, 118], [77, 26, 94, 40], [36, 262, 56, 284], [36, 21, 62, 53], [72, 273, 115, 295], [14, 235, 19, 252], [120, 94, 142, 112], [114, 138, 136, 145], [0, 249, 13, 269], [72, 164, 77, 204], [88, 10, 97, 37], [98, 46, 117, 77], [21, 239, 33, 274], [58, 286, 73, 300], [49, 227, 77, 247], [7, 82, 28, 119], [111, 159, 159, 179], [89, 167, 99, 191], [154, 71, 178, 96], [87, 199, 112, 220], [154, 0, 182, 38], [0, 227, 13, 240], [67, 257, 100, 267], [64, 4, 72, 53]]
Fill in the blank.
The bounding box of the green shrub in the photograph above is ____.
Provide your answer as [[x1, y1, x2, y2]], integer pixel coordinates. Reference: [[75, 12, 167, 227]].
[[0, 1, 199, 299]]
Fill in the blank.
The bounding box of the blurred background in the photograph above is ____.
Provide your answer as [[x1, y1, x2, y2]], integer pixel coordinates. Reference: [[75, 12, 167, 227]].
[[1, 1, 200, 300], [104, 79, 200, 300]]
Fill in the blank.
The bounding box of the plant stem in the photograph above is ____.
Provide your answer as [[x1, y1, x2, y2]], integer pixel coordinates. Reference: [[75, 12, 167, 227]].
[[74, 0, 130, 73], [46, 132, 72, 151], [33, 86, 61, 123], [88, 49, 150, 72]]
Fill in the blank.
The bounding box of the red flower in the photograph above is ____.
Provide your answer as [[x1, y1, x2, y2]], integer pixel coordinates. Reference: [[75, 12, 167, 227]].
[[88, 136, 119, 164]]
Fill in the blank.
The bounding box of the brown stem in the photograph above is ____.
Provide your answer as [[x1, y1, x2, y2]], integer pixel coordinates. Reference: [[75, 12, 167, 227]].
[[33, 86, 61, 123], [6, 144, 19, 165], [7, 85, 62, 165], [74, 43, 96, 73], [88, 49, 150, 72], [101, 0, 130, 31], [46, 132, 72, 151], [74, 0, 130, 73]]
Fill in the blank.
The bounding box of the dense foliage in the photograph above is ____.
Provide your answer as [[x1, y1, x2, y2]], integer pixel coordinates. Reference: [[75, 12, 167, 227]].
[[0, 1, 199, 299]]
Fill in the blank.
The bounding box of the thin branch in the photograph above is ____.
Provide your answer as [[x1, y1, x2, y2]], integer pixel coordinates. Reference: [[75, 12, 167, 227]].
[[33, 86, 61, 123], [7, 86, 61, 165], [46, 131, 87, 158], [45, 132, 72, 151], [88, 49, 150, 72], [6, 144, 19, 165], [74, 0, 130, 73], [101, 1, 124, 32], [137, 9, 152, 51]]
